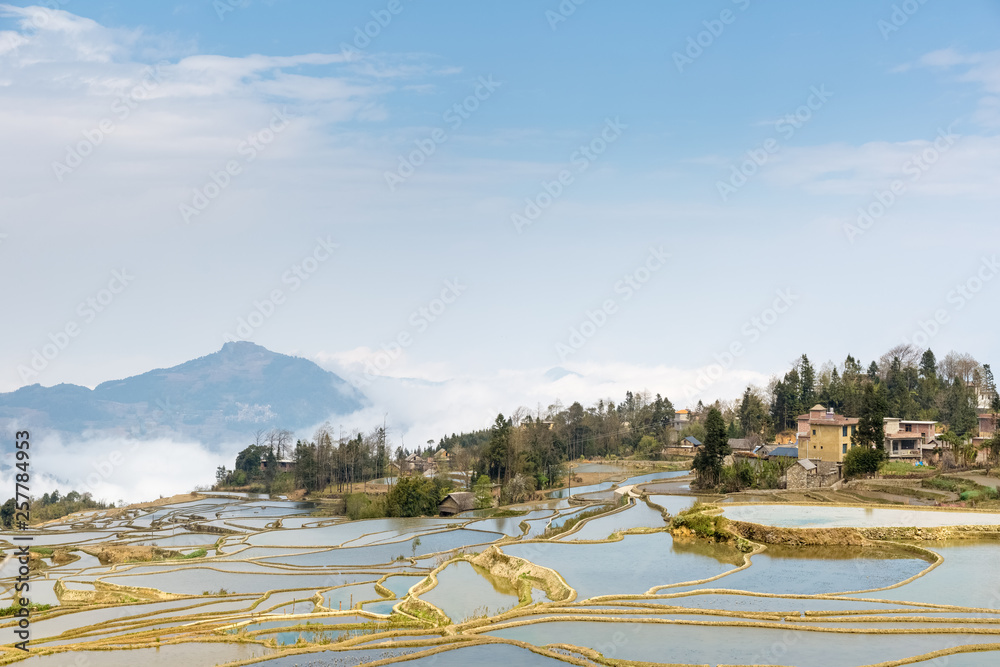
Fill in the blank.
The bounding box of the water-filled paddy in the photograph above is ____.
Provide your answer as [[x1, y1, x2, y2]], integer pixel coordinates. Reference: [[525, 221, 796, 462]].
[[669, 544, 932, 596], [420, 560, 521, 622], [722, 504, 1000, 528], [12, 643, 274, 666], [9, 482, 1000, 666], [488, 620, 1000, 666], [502, 532, 744, 599], [562, 500, 665, 541]]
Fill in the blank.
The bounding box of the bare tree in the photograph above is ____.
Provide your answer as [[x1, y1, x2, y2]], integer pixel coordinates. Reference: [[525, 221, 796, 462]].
[[939, 352, 981, 385]]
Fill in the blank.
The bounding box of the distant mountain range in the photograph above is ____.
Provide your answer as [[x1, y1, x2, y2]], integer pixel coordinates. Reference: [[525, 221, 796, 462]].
[[0, 342, 365, 446]]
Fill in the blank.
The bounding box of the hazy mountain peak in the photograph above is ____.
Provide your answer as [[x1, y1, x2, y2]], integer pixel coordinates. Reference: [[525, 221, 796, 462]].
[[0, 344, 365, 446]]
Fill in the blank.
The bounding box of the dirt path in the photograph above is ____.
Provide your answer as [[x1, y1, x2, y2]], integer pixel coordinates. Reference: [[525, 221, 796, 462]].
[[951, 471, 1000, 490]]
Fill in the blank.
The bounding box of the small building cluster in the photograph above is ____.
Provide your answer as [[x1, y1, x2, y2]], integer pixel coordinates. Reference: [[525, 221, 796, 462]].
[[672, 401, 999, 490]]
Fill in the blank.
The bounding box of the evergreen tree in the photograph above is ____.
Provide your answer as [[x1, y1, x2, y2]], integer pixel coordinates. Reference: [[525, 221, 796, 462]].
[[739, 387, 769, 438], [943, 379, 978, 436], [799, 354, 816, 407], [692, 408, 730, 488], [867, 361, 880, 383], [920, 349, 938, 379], [483, 414, 512, 483], [852, 382, 889, 455]]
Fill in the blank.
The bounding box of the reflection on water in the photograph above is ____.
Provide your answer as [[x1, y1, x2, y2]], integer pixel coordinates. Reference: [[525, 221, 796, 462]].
[[421, 561, 521, 622], [722, 504, 1000, 528], [11, 484, 1000, 666]]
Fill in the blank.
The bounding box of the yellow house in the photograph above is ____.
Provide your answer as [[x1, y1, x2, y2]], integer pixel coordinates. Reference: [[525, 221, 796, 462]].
[[796, 404, 860, 463]]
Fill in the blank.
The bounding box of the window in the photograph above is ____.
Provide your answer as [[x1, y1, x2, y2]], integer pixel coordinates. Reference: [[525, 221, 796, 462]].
[[905, 424, 912, 432], [843, 444, 847, 454], [812, 429, 816, 436], [842, 426, 848, 437], [852, 425, 857, 435]]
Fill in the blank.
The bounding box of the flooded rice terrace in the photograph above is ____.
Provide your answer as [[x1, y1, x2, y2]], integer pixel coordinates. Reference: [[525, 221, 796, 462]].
[[3, 470, 1000, 667]]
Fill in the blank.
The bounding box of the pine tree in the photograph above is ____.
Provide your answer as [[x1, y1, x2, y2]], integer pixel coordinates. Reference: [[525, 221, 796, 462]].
[[852, 382, 888, 456], [693, 408, 730, 488], [799, 354, 816, 407]]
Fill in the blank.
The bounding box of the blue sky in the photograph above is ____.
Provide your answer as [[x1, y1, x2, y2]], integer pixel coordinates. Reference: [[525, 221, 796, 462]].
[[1, 0, 999, 450]]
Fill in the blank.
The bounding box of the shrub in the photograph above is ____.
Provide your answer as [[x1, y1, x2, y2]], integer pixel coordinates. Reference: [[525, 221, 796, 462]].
[[843, 446, 885, 479]]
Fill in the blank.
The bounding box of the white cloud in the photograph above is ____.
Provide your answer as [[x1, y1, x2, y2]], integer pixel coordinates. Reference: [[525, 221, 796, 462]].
[[0, 433, 239, 504], [313, 353, 771, 451]]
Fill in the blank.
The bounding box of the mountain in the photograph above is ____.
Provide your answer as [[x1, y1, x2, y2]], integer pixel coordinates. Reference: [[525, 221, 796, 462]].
[[0, 342, 365, 445]]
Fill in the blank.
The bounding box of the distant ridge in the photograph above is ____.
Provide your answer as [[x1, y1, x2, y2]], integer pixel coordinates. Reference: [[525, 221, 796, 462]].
[[0, 342, 365, 446]]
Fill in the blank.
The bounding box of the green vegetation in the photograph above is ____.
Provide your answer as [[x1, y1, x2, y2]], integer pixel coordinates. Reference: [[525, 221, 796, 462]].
[[670, 504, 728, 540], [843, 445, 886, 479], [716, 458, 795, 493], [922, 476, 1000, 503], [0, 602, 52, 618], [693, 408, 730, 488], [879, 461, 934, 476], [1, 490, 110, 529], [175, 548, 207, 559]]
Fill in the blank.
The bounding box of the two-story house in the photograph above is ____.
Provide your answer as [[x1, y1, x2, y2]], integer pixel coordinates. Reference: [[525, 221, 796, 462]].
[[883, 418, 938, 460], [973, 413, 998, 452]]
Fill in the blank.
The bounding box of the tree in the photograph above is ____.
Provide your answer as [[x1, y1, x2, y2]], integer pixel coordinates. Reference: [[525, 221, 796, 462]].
[[983, 365, 1000, 468], [943, 378, 978, 436], [0, 498, 15, 529], [919, 349, 938, 379], [739, 387, 769, 438], [384, 476, 450, 517], [799, 354, 816, 407], [473, 475, 493, 509], [482, 414, 512, 483], [852, 382, 889, 451], [843, 445, 883, 479], [502, 474, 536, 504], [692, 408, 730, 488]]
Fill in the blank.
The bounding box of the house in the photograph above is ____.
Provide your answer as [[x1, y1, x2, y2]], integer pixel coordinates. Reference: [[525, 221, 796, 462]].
[[882, 418, 937, 461], [728, 438, 754, 453], [785, 459, 841, 490], [796, 404, 860, 463], [438, 492, 475, 516], [972, 414, 997, 449], [403, 453, 437, 474], [672, 409, 693, 432], [973, 414, 998, 458], [260, 457, 295, 473], [767, 446, 799, 460], [682, 436, 702, 448]]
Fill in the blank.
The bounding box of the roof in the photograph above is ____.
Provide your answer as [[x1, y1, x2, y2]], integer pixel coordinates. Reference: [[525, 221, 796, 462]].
[[768, 446, 799, 458], [676, 409, 690, 414], [797, 459, 817, 471], [810, 404, 826, 411], [439, 492, 475, 511], [683, 436, 702, 446], [728, 438, 754, 451], [797, 413, 859, 426]]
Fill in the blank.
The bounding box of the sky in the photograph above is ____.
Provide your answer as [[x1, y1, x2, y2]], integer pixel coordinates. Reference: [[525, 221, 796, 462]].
[[1, 1, 999, 498]]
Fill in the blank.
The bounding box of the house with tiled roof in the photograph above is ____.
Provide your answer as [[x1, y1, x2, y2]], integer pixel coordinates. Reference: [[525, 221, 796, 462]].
[[883, 418, 938, 461], [796, 404, 859, 463]]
